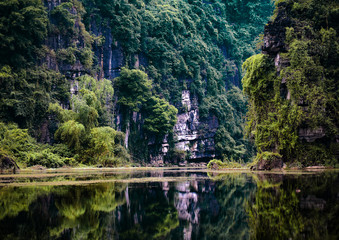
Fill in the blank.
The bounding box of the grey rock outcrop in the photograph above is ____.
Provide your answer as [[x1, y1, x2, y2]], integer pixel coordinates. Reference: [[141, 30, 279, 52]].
[[151, 90, 218, 164], [298, 127, 326, 143]]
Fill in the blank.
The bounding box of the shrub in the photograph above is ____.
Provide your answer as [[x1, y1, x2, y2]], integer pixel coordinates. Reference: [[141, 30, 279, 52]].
[[207, 159, 243, 169]]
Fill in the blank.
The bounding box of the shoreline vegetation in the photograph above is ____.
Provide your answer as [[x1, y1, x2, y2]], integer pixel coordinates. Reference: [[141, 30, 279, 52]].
[[0, 166, 338, 187], [1, 165, 336, 174]]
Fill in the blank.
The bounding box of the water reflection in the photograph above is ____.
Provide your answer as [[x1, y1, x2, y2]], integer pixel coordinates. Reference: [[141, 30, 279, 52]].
[[0, 170, 338, 239], [247, 172, 339, 240]]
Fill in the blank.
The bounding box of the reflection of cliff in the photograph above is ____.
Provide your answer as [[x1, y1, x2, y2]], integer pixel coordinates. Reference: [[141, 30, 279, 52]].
[[248, 173, 339, 240], [1, 172, 338, 239], [172, 175, 255, 240], [175, 181, 200, 240]]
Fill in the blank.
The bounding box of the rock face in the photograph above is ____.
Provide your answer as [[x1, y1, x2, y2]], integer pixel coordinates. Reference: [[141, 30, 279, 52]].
[[298, 127, 326, 143], [262, 2, 292, 55], [256, 157, 283, 171], [92, 25, 124, 80], [174, 90, 218, 160], [151, 90, 218, 164]]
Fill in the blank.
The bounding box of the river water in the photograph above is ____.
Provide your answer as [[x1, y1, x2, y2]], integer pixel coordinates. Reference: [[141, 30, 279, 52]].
[[0, 168, 338, 239]]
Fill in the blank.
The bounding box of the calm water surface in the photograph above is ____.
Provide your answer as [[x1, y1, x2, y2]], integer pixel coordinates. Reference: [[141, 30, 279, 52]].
[[0, 169, 338, 239]]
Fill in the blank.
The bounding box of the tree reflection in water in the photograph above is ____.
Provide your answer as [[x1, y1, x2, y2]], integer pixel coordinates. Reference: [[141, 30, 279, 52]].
[[0, 171, 338, 239], [247, 172, 339, 240]]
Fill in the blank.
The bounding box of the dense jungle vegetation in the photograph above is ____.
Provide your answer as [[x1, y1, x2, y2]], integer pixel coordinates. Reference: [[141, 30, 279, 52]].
[[3, 0, 337, 168], [0, 0, 276, 168]]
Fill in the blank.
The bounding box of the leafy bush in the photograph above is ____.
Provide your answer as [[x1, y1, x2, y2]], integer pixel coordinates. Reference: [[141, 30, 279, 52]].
[[55, 120, 86, 151], [25, 150, 69, 168], [0, 122, 77, 168], [88, 127, 116, 163], [207, 159, 243, 169]]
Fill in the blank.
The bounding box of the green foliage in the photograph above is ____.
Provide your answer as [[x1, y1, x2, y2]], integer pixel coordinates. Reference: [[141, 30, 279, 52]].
[[115, 67, 152, 112], [77, 75, 114, 126], [81, 0, 273, 162], [242, 54, 276, 103], [143, 96, 178, 137], [0, 0, 48, 68], [253, 151, 282, 165], [294, 143, 337, 167], [0, 122, 33, 159], [0, 122, 75, 168], [56, 47, 94, 69], [114, 68, 177, 160], [83, 0, 274, 78], [242, 54, 303, 161], [77, 47, 94, 69], [51, 2, 75, 36], [0, 0, 276, 165], [50, 0, 95, 71], [200, 86, 251, 161], [55, 120, 86, 151], [48, 103, 77, 123], [0, 66, 69, 129], [207, 159, 243, 169], [215, 127, 246, 160], [56, 47, 77, 65], [24, 149, 76, 168], [88, 127, 116, 164], [114, 68, 177, 136], [72, 90, 99, 130], [49, 74, 128, 165]]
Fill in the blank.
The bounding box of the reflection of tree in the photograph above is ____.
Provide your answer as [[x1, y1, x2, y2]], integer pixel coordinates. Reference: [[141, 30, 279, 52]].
[[51, 183, 126, 239], [200, 174, 256, 240], [0, 186, 53, 220], [0, 183, 126, 240], [295, 173, 339, 240], [144, 203, 179, 239], [247, 183, 304, 240], [118, 184, 179, 240], [247, 172, 339, 240]]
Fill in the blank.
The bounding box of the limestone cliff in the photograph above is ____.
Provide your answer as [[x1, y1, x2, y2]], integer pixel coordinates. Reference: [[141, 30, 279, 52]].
[[262, 2, 338, 147], [243, 0, 339, 166], [150, 90, 219, 164]]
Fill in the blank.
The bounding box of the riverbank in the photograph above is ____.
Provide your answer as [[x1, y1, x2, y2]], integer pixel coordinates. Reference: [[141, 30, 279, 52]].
[[0, 166, 338, 187], [1, 164, 337, 174]]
